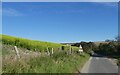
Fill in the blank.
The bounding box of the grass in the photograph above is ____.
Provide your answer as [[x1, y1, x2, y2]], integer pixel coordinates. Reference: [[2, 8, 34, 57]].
[[3, 54, 89, 73], [0, 42, 1, 72], [1, 34, 79, 52], [94, 41, 109, 46], [2, 44, 89, 73], [1, 34, 90, 73]]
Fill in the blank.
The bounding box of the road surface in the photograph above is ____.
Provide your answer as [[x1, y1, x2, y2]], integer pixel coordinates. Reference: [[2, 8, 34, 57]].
[[81, 56, 118, 73]]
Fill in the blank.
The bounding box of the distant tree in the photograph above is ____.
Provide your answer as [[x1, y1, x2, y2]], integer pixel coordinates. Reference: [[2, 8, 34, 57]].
[[97, 42, 117, 56], [105, 39, 114, 42], [72, 43, 81, 47], [79, 42, 98, 54], [117, 41, 120, 54], [94, 36, 120, 56]]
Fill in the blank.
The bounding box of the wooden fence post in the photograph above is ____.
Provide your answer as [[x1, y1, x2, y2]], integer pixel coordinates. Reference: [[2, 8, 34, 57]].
[[14, 46, 20, 59], [71, 47, 73, 54], [51, 48, 54, 54], [69, 45, 71, 54], [47, 47, 50, 55]]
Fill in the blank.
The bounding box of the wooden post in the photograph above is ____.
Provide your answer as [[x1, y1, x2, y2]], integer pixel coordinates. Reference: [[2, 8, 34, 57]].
[[69, 45, 71, 54], [14, 46, 20, 59], [47, 47, 50, 55], [60, 46, 63, 51], [59, 47, 61, 51], [71, 47, 73, 54], [51, 48, 54, 54]]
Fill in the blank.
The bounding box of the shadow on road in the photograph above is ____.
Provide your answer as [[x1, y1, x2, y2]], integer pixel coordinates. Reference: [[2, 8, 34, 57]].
[[90, 53, 105, 58]]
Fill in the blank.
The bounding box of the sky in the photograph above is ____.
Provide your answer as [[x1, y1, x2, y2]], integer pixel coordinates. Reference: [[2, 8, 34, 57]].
[[2, 2, 118, 43], [2, 0, 120, 2]]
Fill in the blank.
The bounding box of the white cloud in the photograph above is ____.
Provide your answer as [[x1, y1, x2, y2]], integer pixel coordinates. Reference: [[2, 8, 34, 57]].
[[2, 8, 24, 16]]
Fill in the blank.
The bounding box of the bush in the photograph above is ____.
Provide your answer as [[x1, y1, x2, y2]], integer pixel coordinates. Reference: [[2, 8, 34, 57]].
[[97, 42, 118, 56]]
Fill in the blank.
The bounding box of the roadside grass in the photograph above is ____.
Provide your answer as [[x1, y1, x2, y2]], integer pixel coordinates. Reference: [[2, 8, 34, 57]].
[[2, 44, 89, 73], [3, 53, 89, 73], [2, 34, 90, 73]]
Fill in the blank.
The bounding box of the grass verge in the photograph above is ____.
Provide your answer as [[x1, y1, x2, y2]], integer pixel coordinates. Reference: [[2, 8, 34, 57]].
[[2, 45, 89, 73]]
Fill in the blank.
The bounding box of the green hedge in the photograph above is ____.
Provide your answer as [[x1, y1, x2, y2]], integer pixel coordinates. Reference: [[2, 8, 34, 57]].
[[2, 34, 79, 52]]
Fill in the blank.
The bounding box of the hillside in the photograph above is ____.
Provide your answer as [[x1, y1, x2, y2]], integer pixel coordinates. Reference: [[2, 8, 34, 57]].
[[1, 34, 90, 73], [94, 41, 109, 46], [1, 34, 79, 52]]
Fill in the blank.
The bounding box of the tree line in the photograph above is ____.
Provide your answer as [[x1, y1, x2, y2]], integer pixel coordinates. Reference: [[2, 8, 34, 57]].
[[72, 36, 120, 65], [72, 36, 119, 55]]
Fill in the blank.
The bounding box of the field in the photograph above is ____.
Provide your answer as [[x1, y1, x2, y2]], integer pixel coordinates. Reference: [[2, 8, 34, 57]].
[[2, 34, 79, 52], [1, 34, 90, 73]]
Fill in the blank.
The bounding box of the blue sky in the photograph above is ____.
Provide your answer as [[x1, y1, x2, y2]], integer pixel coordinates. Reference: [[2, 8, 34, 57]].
[[2, 2, 118, 43], [2, 0, 120, 2]]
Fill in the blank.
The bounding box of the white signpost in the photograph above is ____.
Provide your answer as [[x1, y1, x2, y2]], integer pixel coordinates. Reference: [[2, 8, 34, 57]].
[[51, 48, 54, 54], [79, 45, 83, 54]]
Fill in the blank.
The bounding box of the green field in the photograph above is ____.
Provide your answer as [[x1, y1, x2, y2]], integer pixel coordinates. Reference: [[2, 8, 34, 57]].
[[1, 34, 79, 52], [1, 34, 90, 73]]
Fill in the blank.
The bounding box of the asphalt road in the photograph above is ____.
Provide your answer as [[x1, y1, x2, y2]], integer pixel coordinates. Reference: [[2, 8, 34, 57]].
[[81, 56, 118, 73]]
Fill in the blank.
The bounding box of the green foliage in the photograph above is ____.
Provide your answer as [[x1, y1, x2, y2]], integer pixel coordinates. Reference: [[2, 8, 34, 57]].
[[96, 42, 118, 56], [2, 34, 79, 52], [2, 48, 89, 73], [72, 42, 98, 54], [0, 34, 2, 42], [117, 42, 120, 54], [2, 34, 90, 73]]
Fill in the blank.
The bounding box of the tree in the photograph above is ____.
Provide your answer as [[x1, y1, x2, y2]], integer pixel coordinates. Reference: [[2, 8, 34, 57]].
[[105, 39, 114, 42], [79, 42, 98, 54]]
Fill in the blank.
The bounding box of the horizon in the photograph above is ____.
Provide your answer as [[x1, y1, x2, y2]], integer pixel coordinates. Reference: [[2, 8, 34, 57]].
[[2, 2, 118, 43], [1, 34, 113, 44]]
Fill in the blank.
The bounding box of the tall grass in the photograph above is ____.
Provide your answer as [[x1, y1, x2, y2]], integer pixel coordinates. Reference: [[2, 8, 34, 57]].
[[2, 46, 89, 73], [2, 34, 90, 73], [2, 34, 79, 52]]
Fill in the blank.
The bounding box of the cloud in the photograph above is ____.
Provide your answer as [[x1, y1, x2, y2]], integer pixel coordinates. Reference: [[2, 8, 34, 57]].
[[2, 8, 24, 16]]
